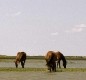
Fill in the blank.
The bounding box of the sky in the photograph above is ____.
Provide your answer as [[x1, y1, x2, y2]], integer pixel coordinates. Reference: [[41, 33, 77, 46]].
[[0, 0, 86, 56]]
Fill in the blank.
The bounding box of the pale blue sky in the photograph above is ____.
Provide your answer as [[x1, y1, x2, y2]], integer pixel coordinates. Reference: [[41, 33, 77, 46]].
[[0, 0, 86, 56]]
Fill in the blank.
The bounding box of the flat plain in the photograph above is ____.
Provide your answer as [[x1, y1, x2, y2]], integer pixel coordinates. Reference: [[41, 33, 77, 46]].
[[0, 59, 86, 80]]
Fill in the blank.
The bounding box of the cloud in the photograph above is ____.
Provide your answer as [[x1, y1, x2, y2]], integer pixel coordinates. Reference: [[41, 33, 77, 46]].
[[6, 11, 22, 17], [51, 32, 59, 36], [72, 27, 83, 32], [72, 24, 86, 32], [12, 12, 21, 16], [75, 24, 86, 28], [65, 24, 86, 33]]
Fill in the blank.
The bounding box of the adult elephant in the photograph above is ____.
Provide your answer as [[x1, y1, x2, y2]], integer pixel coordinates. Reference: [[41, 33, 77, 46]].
[[14, 52, 26, 68], [55, 51, 67, 68], [45, 51, 57, 72]]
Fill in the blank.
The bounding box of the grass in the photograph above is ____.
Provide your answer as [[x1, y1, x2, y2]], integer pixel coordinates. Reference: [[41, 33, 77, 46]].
[[0, 55, 86, 60], [57, 68, 86, 72], [0, 67, 86, 72], [0, 57, 86, 72], [0, 67, 47, 72]]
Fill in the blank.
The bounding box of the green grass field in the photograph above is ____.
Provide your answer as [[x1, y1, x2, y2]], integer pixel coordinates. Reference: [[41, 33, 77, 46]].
[[0, 55, 86, 60], [0, 67, 86, 72], [0, 55, 86, 72]]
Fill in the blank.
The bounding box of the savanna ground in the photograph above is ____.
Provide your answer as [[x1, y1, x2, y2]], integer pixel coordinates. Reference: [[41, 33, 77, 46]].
[[0, 56, 86, 80]]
